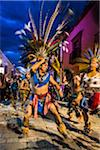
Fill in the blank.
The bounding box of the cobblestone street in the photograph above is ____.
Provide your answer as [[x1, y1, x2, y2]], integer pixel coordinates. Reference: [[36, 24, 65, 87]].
[[0, 102, 100, 150]]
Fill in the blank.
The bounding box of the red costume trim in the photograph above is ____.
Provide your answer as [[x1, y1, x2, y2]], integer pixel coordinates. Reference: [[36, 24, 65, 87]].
[[91, 92, 100, 110]]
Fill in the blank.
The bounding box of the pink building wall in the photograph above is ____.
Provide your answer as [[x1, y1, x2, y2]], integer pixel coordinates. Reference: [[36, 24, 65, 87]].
[[63, 2, 99, 68]]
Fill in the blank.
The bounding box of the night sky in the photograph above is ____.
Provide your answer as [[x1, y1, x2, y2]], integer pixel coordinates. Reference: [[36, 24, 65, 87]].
[[0, 0, 89, 66]]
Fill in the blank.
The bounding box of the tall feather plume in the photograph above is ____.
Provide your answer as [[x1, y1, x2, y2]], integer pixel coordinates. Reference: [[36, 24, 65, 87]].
[[51, 46, 58, 53], [56, 3, 70, 31], [29, 9, 38, 40], [48, 7, 73, 47], [55, 56, 60, 68], [42, 13, 48, 37], [57, 20, 65, 31], [44, 1, 61, 44], [56, 8, 74, 32], [47, 42, 59, 53], [48, 20, 69, 47], [60, 2, 70, 15], [57, 20, 69, 32], [48, 31, 61, 47], [51, 57, 60, 74], [39, 1, 44, 39]]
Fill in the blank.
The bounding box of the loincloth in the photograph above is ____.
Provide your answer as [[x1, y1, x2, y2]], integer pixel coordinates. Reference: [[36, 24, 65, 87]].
[[31, 93, 51, 118]]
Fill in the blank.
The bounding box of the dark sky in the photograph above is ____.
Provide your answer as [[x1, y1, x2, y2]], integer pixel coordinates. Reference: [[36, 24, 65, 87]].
[[0, 0, 89, 66]]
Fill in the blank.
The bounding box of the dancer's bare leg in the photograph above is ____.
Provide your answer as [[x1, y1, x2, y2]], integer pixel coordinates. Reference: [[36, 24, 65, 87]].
[[49, 103, 67, 135], [23, 104, 32, 135]]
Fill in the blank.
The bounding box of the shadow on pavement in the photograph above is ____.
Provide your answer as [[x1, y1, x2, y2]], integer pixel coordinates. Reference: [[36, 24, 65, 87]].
[[19, 139, 60, 150], [30, 126, 63, 140], [61, 115, 79, 124], [7, 117, 23, 135], [63, 119, 100, 144], [29, 126, 81, 150]]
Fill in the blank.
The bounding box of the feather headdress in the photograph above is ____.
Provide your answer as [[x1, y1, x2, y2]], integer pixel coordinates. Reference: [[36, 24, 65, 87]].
[[15, 1, 74, 73], [16, 66, 30, 75], [76, 44, 100, 70]]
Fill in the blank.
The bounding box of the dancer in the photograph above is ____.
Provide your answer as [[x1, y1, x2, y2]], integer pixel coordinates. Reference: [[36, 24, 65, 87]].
[[68, 75, 91, 133], [20, 72, 31, 108], [82, 48, 100, 115], [23, 57, 69, 136], [15, 1, 74, 136], [62, 69, 73, 101]]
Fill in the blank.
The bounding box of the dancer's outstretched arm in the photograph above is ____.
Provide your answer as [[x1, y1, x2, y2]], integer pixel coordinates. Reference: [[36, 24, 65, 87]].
[[50, 75, 63, 97]]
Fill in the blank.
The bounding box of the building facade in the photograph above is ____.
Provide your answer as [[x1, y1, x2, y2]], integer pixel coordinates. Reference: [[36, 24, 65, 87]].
[[63, 1, 99, 72], [0, 49, 14, 78]]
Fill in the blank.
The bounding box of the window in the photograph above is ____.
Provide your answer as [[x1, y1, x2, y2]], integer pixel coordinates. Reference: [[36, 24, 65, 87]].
[[69, 31, 82, 64]]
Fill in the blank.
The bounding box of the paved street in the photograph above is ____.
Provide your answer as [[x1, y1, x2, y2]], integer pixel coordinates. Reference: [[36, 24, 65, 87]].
[[0, 101, 100, 150]]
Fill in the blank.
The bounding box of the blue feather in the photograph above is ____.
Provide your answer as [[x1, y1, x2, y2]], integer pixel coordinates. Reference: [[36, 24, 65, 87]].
[[88, 49, 94, 57], [84, 53, 90, 60]]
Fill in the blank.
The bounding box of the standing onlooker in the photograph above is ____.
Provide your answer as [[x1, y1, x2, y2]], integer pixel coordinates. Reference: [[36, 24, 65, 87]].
[[11, 77, 18, 106], [0, 73, 6, 101]]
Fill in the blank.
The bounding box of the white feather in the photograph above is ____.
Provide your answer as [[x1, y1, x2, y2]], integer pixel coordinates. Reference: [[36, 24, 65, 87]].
[[19, 35, 23, 39], [28, 21, 31, 28], [42, 13, 48, 37], [21, 29, 26, 35], [24, 22, 31, 32], [39, 1, 44, 38], [15, 30, 22, 35], [19, 44, 24, 48], [29, 9, 38, 40]]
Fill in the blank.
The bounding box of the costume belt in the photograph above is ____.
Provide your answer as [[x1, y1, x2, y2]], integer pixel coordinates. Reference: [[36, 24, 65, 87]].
[[37, 93, 47, 99]]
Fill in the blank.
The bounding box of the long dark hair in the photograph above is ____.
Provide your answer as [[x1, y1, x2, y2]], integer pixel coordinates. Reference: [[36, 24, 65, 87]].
[[64, 68, 73, 83]]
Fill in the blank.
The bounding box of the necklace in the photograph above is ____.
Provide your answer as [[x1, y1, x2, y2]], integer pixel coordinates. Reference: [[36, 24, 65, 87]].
[[36, 70, 49, 82]]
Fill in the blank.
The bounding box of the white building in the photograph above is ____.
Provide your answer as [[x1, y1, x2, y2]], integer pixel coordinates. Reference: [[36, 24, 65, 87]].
[[0, 49, 14, 78]]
